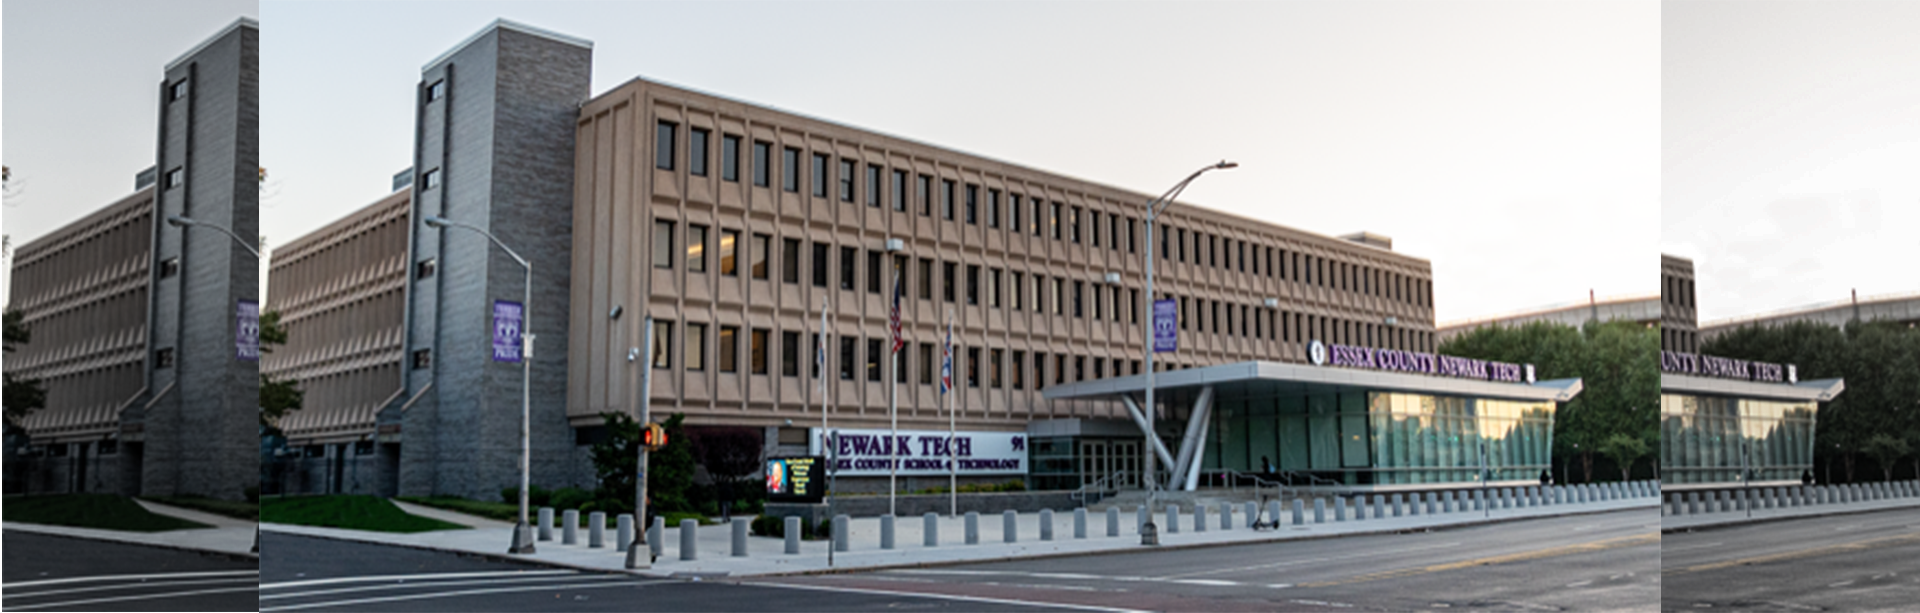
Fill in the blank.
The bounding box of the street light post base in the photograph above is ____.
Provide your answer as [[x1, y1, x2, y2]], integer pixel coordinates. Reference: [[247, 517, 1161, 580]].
[[1140, 521, 1159, 546], [509, 521, 536, 554], [624, 538, 652, 569]]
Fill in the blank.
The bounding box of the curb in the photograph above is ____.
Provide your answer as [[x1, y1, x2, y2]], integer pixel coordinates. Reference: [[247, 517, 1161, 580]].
[[3, 523, 260, 561], [1658, 501, 1920, 534], [263, 501, 1658, 579]]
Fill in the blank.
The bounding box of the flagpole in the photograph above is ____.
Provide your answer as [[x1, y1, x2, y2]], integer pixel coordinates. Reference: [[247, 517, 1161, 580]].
[[888, 267, 899, 519], [947, 309, 957, 519], [820, 295, 832, 568]]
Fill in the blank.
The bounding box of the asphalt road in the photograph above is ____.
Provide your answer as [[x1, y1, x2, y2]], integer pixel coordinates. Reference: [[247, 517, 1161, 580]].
[[259, 532, 1067, 612], [753, 508, 1661, 612], [1662, 506, 1920, 611], [0, 531, 259, 612]]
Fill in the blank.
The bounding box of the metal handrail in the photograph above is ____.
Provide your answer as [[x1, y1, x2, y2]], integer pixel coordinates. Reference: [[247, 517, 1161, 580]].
[[1211, 469, 1287, 504], [1072, 470, 1129, 505]]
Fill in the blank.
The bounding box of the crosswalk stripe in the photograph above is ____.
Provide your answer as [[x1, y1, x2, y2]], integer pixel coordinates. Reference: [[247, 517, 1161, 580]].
[[2, 570, 259, 590], [262, 574, 626, 601], [2, 577, 258, 601], [3, 586, 261, 611], [259, 569, 575, 590], [260, 579, 674, 612]]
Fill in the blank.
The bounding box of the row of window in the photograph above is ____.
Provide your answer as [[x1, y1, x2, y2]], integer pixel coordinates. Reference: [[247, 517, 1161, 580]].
[[645, 220, 1428, 342], [635, 316, 1433, 387], [1663, 274, 1695, 309], [651, 120, 1428, 307]]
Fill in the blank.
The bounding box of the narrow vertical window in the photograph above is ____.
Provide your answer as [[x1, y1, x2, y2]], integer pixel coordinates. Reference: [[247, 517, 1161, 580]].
[[652, 321, 673, 368], [424, 80, 443, 102], [722, 135, 741, 181], [967, 347, 980, 388], [689, 128, 710, 176], [751, 329, 769, 375], [751, 233, 770, 279], [839, 337, 856, 380], [813, 242, 830, 287], [918, 174, 932, 216], [867, 164, 882, 207], [965, 184, 978, 225], [1009, 195, 1022, 233], [840, 246, 856, 290], [839, 158, 855, 202], [867, 338, 882, 382], [966, 264, 980, 305], [719, 326, 738, 373], [1012, 352, 1025, 390], [867, 250, 882, 294], [988, 189, 1000, 228], [990, 349, 1003, 389], [687, 224, 708, 273], [653, 220, 675, 269], [655, 121, 677, 170], [1069, 206, 1081, 244], [919, 258, 934, 300], [786, 148, 803, 193], [893, 170, 908, 212], [752, 141, 771, 186], [1050, 203, 1062, 240], [943, 262, 957, 303], [686, 322, 707, 371], [810, 152, 827, 197], [1090, 210, 1101, 247], [782, 238, 801, 284], [719, 229, 739, 276], [942, 179, 956, 220], [782, 331, 800, 376]]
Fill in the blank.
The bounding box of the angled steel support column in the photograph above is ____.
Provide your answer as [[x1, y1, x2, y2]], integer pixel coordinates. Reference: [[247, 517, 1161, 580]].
[[1120, 394, 1177, 472], [1169, 385, 1215, 492], [1182, 404, 1213, 491]]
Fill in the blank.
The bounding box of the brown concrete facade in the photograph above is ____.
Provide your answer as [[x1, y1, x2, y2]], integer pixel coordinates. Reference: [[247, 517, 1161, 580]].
[[6, 188, 156, 444], [263, 189, 409, 444], [567, 78, 1436, 436], [1662, 254, 1698, 353]]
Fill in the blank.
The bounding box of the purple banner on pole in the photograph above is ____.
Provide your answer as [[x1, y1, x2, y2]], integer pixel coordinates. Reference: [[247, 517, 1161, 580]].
[[1152, 298, 1178, 353], [236, 300, 259, 361], [493, 300, 523, 362]]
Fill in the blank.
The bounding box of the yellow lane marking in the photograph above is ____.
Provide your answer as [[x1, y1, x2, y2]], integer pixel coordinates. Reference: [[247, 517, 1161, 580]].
[[1295, 532, 1659, 588], [1663, 531, 1920, 575]]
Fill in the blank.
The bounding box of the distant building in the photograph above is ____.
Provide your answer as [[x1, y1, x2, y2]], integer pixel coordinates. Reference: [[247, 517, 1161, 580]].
[[1437, 294, 1658, 343], [3, 18, 258, 500], [1701, 291, 1920, 342]]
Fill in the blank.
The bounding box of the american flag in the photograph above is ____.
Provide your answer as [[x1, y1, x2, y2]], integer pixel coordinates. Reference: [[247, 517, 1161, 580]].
[[940, 327, 953, 394], [889, 268, 904, 354]]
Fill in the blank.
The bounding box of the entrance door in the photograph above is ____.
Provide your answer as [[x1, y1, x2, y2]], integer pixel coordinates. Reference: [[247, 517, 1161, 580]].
[[1080, 440, 1109, 490], [1113, 440, 1139, 488]]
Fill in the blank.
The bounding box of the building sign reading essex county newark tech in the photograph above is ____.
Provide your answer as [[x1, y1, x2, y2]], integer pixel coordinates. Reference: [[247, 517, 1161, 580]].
[[1308, 340, 1533, 384], [1660, 351, 1794, 383]]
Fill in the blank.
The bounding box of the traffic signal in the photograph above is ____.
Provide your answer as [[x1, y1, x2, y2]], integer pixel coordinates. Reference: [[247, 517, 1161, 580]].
[[641, 423, 668, 451]]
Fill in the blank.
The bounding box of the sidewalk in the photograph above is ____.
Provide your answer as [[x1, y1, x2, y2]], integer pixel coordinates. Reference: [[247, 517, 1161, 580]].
[[259, 484, 1660, 578], [1660, 484, 1920, 532], [3, 499, 259, 558]]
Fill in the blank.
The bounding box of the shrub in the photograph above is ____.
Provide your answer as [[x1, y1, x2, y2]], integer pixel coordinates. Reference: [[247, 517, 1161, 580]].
[[549, 487, 593, 511], [499, 485, 553, 507], [244, 486, 260, 503]]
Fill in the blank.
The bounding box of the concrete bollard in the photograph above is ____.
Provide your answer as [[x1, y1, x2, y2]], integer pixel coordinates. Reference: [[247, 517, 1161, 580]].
[[1245, 501, 1258, 528], [538, 507, 554, 541], [1108, 507, 1121, 537], [1166, 505, 1180, 534], [616, 514, 633, 552], [1041, 509, 1055, 541], [833, 515, 850, 552], [1336, 496, 1348, 521], [1004, 510, 1018, 543], [925, 512, 939, 547], [881, 514, 896, 550], [1194, 505, 1206, 532], [732, 518, 749, 557], [966, 511, 980, 544], [562, 509, 579, 545], [1273, 499, 1285, 525], [1442, 491, 1454, 513], [1137, 506, 1147, 535], [589, 512, 606, 548], [1314, 498, 1327, 523], [679, 519, 698, 561], [1428, 493, 1439, 514], [1391, 494, 1404, 517], [1386, 495, 1399, 517], [785, 516, 802, 554], [650, 517, 665, 559], [1220, 502, 1233, 530], [1076, 508, 1088, 539], [1687, 492, 1699, 514], [1472, 490, 1484, 511], [1666, 493, 1679, 516], [1292, 499, 1305, 525]]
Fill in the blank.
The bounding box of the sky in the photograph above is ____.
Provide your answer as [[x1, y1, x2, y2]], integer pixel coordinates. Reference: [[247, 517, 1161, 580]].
[[254, 0, 1659, 323], [1662, 0, 1920, 323], [2, 0, 260, 305]]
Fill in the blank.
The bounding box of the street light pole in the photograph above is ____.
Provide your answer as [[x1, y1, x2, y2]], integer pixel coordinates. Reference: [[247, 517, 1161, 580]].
[[422, 216, 535, 555], [1140, 161, 1235, 546], [166, 215, 260, 258]]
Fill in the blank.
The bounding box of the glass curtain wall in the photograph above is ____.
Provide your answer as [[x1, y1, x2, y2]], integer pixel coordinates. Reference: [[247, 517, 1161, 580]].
[[1204, 390, 1554, 486], [1659, 393, 1815, 485]]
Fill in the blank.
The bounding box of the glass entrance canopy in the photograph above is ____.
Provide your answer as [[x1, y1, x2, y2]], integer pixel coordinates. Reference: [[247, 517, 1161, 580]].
[[1657, 371, 1842, 488], [1042, 361, 1583, 490]]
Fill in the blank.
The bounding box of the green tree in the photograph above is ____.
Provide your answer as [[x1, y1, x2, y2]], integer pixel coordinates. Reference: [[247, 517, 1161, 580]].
[[1704, 319, 1918, 482], [1862, 434, 1910, 483], [590, 412, 696, 517], [4, 309, 48, 425], [1597, 432, 1648, 482], [258, 310, 303, 432], [1440, 319, 1657, 483]]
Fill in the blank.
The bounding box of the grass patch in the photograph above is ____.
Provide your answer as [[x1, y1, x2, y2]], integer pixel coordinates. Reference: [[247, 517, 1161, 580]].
[[141, 496, 259, 522], [395, 496, 519, 523], [3, 494, 210, 532], [261, 495, 468, 533]]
